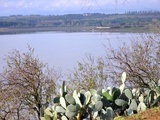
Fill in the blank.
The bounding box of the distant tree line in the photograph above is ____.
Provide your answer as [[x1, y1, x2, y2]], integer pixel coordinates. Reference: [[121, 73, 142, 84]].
[[125, 10, 160, 14], [0, 12, 160, 29]]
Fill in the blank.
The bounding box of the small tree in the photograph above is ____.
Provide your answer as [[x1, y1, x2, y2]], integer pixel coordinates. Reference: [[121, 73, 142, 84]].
[[1, 47, 61, 120], [67, 54, 108, 91], [105, 34, 160, 88]]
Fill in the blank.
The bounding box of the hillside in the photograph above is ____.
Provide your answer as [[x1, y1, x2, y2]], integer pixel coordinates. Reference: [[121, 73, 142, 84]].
[[0, 11, 160, 34]]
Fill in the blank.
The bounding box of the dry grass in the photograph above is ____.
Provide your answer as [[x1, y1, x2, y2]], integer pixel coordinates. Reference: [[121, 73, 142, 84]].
[[114, 106, 160, 120]]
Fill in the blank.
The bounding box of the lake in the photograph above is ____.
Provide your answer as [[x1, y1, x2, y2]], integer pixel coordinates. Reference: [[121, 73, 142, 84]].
[[0, 32, 142, 73]]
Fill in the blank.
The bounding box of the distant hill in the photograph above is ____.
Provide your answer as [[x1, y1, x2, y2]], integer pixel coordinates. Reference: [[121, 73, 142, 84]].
[[0, 12, 160, 34]]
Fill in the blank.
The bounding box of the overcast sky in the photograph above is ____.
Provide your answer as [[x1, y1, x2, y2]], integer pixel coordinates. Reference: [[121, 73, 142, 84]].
[[0, 0, 160, 16]]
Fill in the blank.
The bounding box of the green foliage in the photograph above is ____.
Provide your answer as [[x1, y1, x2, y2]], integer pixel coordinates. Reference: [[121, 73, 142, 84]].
[[41, 72, 160, 120], [65, 94, 76, 105], [41, 80, 116, 120], [129, 99, 138, 111], [1, 12, 160, 33]]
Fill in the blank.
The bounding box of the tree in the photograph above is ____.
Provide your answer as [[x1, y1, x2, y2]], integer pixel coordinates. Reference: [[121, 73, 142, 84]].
[[104, 34, 160, 88], [1, 47, 61, 120], [67, 34, 160, 91], [0, 83, 24, 120], [67, 54, 108, 91]]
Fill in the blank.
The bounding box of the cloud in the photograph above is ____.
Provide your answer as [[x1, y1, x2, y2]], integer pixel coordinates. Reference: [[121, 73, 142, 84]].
[[0, 0, 160, 15], [0, 0, 117, 9]]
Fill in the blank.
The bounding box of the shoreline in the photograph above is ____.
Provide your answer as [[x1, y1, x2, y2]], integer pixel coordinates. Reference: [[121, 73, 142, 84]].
[[0, 26, 151, 35]]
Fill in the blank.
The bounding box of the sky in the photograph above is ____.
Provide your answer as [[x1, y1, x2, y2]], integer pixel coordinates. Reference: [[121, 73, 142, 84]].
[[0, 0, 160, 16]]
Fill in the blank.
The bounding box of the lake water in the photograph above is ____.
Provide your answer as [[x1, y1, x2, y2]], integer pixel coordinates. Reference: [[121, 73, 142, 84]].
[[0, 32, 142, 73]]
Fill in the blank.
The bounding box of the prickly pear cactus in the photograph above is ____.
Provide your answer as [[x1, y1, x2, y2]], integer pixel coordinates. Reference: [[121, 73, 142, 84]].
[[41, 72, 160, 120]]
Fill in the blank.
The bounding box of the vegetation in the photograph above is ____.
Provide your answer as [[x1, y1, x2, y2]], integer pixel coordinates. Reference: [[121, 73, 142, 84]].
[[0, 11, 160, 34], [67, 55, 108, 91], [67, 34, 160, 90], [124, 105, 160, 120], [0, 46, 61, 120], [114, 105, 160, 120], [0, 11, 160, 119], [41, 72, 160, 120], [0, 33, 159, 119], [104, 35, 160, 88]]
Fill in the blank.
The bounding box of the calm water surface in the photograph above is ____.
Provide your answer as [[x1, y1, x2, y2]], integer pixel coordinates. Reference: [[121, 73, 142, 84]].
[[0, 32, 141, 72]]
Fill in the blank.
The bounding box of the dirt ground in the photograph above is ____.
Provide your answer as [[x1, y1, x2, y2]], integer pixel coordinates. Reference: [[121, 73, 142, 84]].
[[125, 106, 160, 120]]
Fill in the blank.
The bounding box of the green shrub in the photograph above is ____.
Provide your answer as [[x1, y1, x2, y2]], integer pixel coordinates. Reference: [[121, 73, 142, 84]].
[[41, 72, 160, 120]]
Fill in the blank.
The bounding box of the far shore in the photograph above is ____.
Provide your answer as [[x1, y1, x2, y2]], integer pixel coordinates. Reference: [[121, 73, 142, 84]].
[[0, 26, 151, 35]]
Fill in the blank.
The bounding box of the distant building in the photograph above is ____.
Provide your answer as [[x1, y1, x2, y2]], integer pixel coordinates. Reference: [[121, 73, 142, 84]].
[[96, 27, 110, 29], [83, 13, 92, 16]]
